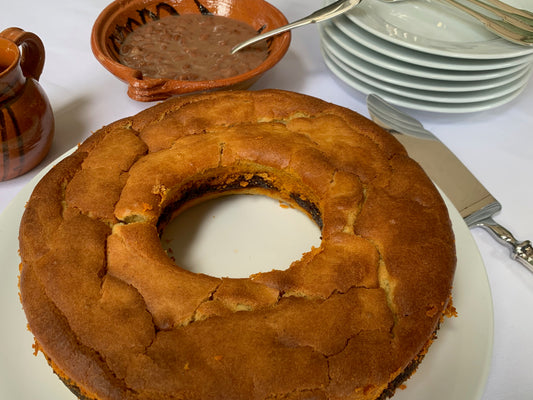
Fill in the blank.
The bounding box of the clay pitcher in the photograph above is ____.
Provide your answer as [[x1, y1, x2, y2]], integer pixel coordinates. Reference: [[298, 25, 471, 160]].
[[0, 27, 54, 181]]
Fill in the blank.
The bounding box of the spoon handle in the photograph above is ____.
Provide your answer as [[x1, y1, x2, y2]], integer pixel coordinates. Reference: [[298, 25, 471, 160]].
[[231, 0, 361, 53], [231, 18, 311, 54]]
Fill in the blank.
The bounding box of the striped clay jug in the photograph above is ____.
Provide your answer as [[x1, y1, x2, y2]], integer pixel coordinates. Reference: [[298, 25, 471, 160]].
[[0, 27, 54, 181]]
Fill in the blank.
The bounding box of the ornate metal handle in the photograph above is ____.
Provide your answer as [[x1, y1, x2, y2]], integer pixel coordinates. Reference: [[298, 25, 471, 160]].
[[474, 216, 533, 272]]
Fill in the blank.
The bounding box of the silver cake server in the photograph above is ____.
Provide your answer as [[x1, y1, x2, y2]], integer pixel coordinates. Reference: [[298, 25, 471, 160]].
[[367, 93, 533, 272]]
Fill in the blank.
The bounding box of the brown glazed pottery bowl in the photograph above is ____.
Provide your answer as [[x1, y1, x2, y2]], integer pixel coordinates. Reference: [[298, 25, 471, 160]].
[[91, 0, 291, 102]]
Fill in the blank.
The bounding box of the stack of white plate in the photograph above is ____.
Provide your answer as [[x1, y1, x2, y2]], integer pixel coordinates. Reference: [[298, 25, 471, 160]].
[[319, 0, 533, 113]]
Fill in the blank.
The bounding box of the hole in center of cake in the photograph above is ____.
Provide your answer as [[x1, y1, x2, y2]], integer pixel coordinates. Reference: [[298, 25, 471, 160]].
[[160, 194, 322, 278]]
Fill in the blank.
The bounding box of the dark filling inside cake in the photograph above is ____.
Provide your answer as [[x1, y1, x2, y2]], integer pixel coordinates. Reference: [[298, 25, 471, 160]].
[[157, 172, 324, 234]]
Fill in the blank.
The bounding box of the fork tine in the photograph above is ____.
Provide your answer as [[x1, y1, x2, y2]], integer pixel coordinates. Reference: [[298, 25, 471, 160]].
[[366, 94, 435, 140]]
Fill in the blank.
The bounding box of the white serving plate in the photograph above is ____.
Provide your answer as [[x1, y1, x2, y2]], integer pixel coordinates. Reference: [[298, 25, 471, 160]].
[[323, 44, 533, 103], [321, 25, 532, 92], [0, 147, 493, 400], [321, 46, 531, 112], [329, 16, 533, 72], [341, 0, 533, 59]]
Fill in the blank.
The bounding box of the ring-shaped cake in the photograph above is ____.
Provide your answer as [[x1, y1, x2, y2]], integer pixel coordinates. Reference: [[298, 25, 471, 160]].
[[18, 89, 456, 400]]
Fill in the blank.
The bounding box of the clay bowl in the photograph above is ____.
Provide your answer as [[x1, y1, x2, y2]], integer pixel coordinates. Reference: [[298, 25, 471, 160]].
[[91, 0, 290, 102]]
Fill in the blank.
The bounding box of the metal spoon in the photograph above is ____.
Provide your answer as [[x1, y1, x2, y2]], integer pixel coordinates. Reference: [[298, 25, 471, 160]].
[[231, 0, 363, 54]]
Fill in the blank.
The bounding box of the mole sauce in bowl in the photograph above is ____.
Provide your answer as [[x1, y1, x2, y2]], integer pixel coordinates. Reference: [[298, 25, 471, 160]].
[[91, 0, 290, 101], [119, 14, 269, 81]]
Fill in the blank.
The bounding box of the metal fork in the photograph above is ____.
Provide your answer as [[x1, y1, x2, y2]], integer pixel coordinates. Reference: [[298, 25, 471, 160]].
[[380, 0, 533, 46]]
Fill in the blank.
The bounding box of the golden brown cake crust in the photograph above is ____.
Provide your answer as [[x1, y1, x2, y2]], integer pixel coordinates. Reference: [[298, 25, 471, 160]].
[[18, 89, 456, 400]]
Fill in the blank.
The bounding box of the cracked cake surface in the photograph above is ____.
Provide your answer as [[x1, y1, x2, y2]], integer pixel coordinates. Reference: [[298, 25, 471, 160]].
[[18, 89, 456, 400]]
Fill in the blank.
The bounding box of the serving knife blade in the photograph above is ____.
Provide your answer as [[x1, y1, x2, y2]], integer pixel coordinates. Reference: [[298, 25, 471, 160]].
[[366, 94, 533, 272]]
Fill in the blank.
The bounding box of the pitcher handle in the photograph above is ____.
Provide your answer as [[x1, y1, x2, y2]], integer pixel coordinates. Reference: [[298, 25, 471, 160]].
[[0, 27, 45, 81]]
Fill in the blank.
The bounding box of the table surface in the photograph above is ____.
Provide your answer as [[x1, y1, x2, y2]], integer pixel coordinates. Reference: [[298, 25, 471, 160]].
[[1, 1, 532, 399]]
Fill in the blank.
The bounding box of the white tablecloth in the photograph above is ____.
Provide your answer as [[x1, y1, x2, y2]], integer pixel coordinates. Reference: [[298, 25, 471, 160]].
[[1, 1, 532, 399]]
